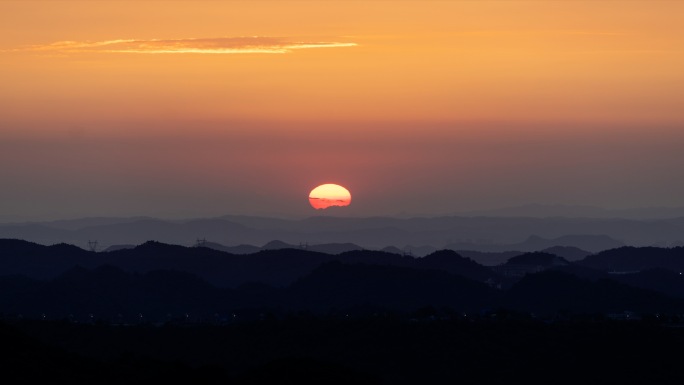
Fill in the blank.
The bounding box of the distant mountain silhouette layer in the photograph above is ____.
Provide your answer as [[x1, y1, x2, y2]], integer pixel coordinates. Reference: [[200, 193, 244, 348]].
[[452, 250, 524, 266], [3, 215, 684, 252], [102, 244, 135, 252], [505, 252, 569, 267], [541, 246, 591, 261], [459, 203, 684, 219], [445, 234, 623, 254], [3, 239, 684, 320], [579, 247, 684, 272], [0, 239, 495, 287]]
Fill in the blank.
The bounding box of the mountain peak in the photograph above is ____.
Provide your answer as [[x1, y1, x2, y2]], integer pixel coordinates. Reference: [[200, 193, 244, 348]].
[[262, 240, 296, 249]]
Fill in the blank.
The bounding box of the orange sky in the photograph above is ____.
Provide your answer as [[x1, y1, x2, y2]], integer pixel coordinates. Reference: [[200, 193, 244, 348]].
[[1, 1, 684, 220]]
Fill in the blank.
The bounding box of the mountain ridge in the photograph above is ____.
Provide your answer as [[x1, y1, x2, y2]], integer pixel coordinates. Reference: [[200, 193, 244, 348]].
[[3, 215, 683, 253]]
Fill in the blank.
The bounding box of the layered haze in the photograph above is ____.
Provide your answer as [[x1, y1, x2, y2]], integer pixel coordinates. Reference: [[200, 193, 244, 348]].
[[2, 1, 684, 220]]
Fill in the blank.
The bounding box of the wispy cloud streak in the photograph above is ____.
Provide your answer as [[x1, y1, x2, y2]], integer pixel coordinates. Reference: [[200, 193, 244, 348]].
[[13, 37, 357, 54]]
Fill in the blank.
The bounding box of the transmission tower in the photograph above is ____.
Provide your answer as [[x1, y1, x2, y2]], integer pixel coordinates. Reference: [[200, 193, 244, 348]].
[[194, 238, 207, 248], [87, 240, 98, 252]]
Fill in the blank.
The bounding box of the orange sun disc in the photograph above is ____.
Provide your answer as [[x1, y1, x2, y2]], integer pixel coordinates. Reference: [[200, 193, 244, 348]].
[[308, 184, 352, 210]]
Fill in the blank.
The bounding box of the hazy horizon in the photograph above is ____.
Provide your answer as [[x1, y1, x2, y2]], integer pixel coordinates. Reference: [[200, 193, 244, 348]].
[[2, 1, 684, 221], [4, 202, 684, 224]]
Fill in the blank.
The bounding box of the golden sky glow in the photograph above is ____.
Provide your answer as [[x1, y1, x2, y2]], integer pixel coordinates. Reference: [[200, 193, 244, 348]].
[[2, 1, 683, 129], [1, 1, 684, 219], [9, 37, 357, 54]]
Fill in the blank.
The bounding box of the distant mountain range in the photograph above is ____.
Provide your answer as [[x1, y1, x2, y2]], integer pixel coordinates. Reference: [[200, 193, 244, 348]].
[[102, 240, 592, 265], [3, 239, 684, 320], [1, 214, 683, 253], [458, 204, 684, 219], [0, 239, 495, 287], [445, 234, 624, 254]]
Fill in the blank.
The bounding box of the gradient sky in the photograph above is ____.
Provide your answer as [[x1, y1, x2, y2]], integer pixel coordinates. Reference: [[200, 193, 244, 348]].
[[1, 1, 684, 220]]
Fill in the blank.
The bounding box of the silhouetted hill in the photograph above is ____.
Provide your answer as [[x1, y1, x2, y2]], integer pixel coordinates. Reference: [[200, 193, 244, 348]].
[[193, 240, 365, 255], [336, 249, 502, 284], [260, 240, 364, 254], [416, 250, 497, 282], [505, 270, 684, 314], [450, 250, 523, 266], [306, 242, 364, 254], [106, 242, 334, 287], [525, 235, 622, 252], [287, 261, 497, 313], [608, 269, 684, 299], [5, 239, 684, 319], [505, 252, 569, 267], [401, 244, 438, 257], [491, 252, 570, 281], [0, 239, 501, 287], [337, 249, 415, 268], [0, 239, 97, 279], [446, 234, 624, 253], [102, 244, 135, 252], [262, 240, 294, 249], [380, 246, 403, 254], [0, 239, 88, 256], [579, 246, 684, 272], [541, 245, 591, 261], [202, 242, 261, 254]]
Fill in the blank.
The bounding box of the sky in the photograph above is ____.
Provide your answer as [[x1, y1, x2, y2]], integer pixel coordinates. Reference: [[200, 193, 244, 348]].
[[1, 1, 684, 221]]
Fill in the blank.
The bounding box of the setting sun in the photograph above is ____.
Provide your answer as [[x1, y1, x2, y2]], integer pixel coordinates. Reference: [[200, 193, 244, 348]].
[[309, 184, 351, 210]]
